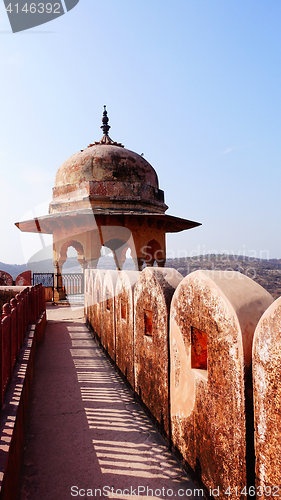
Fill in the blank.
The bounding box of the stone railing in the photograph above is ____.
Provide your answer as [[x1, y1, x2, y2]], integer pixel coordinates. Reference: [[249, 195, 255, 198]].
[[0, 284, 46, 408], [84, 267, 281, 499]]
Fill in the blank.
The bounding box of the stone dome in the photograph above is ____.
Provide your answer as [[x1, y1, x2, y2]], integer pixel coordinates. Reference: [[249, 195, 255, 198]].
[[50, 107, 167, 214], [54, 144, 159, 189]]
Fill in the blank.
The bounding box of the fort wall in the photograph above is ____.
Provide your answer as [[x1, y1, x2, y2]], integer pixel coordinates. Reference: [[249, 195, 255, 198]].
[[85, 268, 278, 498], [170, 270, 273, 497], [253, 296, 281, 498]]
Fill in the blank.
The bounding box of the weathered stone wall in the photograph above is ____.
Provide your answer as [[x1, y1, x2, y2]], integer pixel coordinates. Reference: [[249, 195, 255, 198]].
[[0, 272, 13, 287], [102, 270, 119, 360], [170, 270, 273, 498], [134, 268, 183, 436], [0, 271, 33, 288], [253, 297, 281, 498], [89, 269, 97, 326], [15, 271, 32, 286], [84, 269, 90, 322], [84, 269, 97, 327], [115, 271, 140, 389], [84, 267, 278, 497], [92, 270, 106, 340]]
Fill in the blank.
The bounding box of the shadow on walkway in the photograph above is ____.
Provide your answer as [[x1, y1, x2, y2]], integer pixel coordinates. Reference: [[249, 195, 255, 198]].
[[18, 306, 205, 500]]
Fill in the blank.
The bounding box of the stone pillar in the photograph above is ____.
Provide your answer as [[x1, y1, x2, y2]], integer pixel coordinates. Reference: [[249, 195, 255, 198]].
[[136, 257, 144, 271], [88, 259, 99, 269], [112, 245, 129, 270], [53, 261, 66, 301]]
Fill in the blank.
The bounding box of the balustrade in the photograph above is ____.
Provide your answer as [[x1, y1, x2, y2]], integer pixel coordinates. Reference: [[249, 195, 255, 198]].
[[0, 284, 46, 408]]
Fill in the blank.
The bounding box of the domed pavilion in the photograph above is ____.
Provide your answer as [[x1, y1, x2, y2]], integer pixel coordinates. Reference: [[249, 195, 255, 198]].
[[16, 106, 200, 290]]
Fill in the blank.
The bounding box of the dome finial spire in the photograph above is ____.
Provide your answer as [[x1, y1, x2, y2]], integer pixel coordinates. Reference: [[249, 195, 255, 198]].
[[89, 105, 124, 148], [101, 105, 111, 136]]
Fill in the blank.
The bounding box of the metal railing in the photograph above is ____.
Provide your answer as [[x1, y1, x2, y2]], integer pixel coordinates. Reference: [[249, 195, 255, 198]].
[[33, 272, 84, 299]]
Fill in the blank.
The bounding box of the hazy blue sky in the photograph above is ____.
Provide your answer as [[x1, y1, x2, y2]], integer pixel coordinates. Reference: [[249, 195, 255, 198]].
[[1, 0, 281, 264]]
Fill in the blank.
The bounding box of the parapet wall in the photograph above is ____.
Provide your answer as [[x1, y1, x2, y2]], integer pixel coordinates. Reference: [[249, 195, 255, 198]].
[[0, 284, 46, 407], [115, 270, 139, 389], [170, 271, 273, 497], [253, 297, 281, 499], [0, 283, 46, 500], [0, 287, 27, 311], [85, 268, 277, 498], [134, 267, 183, 437]]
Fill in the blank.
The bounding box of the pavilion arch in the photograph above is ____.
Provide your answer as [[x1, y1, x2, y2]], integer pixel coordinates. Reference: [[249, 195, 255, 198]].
[[103, 238, 130, 270], [143, 239, 165, 267], [58, 239, 87, 269]]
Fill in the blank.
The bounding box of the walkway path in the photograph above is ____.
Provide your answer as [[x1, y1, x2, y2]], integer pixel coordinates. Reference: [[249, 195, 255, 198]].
[[18, 305, 205, 500]]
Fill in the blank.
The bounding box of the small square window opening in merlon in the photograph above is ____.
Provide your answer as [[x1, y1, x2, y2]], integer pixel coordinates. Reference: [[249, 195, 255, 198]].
[[121, 298, 127, 320], [191, 326, 207, 370], [144, 310, 153, 336], [106, 292, 111, 311]]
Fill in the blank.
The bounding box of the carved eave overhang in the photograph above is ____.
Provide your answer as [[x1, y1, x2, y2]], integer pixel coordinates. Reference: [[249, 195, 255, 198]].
[[15, 208, 201, 235]]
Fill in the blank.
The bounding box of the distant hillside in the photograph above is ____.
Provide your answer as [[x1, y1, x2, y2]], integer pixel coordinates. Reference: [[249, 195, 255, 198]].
[[1, 254, 280, 299], [0, 262, 28, 279], [166, 254, 281, 300]]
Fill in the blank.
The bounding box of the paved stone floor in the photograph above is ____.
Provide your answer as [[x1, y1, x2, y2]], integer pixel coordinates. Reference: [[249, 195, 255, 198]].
[[18, 305, 205, 500]]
